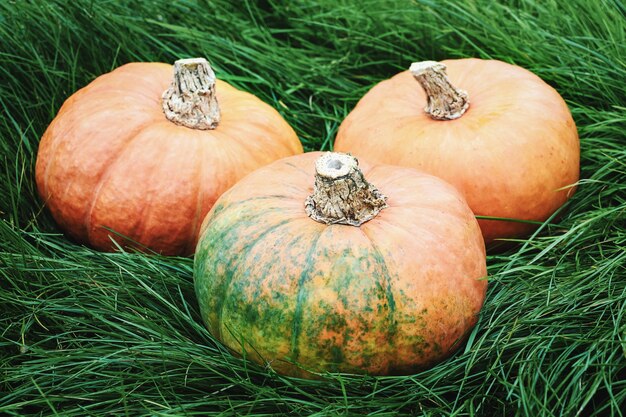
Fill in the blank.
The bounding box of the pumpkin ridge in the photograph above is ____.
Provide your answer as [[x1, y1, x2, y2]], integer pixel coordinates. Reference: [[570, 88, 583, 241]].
[[71, 83, 163, 107], [213, 127, 276, 173], [358, 225, 398, 357], [203, 195, 298, 226], [217, 111, 301, 163], [216, 217, 297, 341], [382, 207, 474, 247], [184, 138, 209, 255], [84, 122, 162, 246], [283, 161, 309, 175], [290, 229, 324, 362], [39, 104, 159, 201], [249, 117, 299, 154], [134, 130, 202, 249]]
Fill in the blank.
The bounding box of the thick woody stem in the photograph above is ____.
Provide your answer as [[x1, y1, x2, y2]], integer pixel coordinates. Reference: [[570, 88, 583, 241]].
[[305, 153, 387, 226], [410, 61, 469, 120], [162, 58, 220, 130]]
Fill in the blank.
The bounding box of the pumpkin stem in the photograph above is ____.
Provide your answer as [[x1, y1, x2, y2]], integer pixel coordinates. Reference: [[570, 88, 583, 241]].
[[305, 152, 387, 226], [162, 58, 220, 130], [410, 61, 469, 120]]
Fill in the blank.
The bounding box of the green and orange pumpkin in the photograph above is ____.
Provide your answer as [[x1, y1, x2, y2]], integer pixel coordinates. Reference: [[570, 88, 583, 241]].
[[36, 58, 302, 255], [194, 152, 487, 377]]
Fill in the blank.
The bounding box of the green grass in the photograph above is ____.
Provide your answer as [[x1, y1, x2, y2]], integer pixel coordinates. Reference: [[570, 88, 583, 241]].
[[1, 0, 625, 415]]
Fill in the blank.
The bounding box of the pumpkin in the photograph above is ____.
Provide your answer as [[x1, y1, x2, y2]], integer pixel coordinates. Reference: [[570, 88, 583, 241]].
[[194, 152, 487, 377], [35, 58, 302, 255], [334, 59, 580, 244]]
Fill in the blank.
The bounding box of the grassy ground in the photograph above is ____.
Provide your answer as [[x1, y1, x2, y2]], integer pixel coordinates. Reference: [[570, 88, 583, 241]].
[[1, 0, 625, 415]]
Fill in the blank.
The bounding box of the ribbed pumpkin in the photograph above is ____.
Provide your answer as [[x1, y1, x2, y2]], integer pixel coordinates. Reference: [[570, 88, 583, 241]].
[[36, 58, 302, 255], [335, 59, 580, 244], [194, 152, 487, 378]]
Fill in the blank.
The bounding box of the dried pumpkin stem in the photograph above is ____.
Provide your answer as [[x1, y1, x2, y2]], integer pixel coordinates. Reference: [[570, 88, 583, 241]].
[[410, 61, 469, 120], [305, 153, 387, 226], [162, 58, 220, 130]]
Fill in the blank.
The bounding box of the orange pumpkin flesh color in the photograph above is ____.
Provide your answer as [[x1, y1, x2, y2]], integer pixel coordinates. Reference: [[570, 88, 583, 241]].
[[36, 58, 302, 255], [194, 152, 487, 378], [334, 59, 580, 244]]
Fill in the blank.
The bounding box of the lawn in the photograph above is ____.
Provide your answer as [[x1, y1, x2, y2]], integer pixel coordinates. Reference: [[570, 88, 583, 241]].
[[1, 0, 625, 415]]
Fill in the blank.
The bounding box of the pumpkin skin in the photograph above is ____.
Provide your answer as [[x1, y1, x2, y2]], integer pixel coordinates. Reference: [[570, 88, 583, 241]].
[[335, 58, 580, 244], [35, 61, 302, 255], [194, 152, 487, 378]]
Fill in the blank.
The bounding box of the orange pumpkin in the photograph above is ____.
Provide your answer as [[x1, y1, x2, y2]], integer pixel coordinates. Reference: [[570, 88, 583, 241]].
[[194, 152, 487, 377], [36, 58, 302, 255], [335, 59, 580, 244]]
